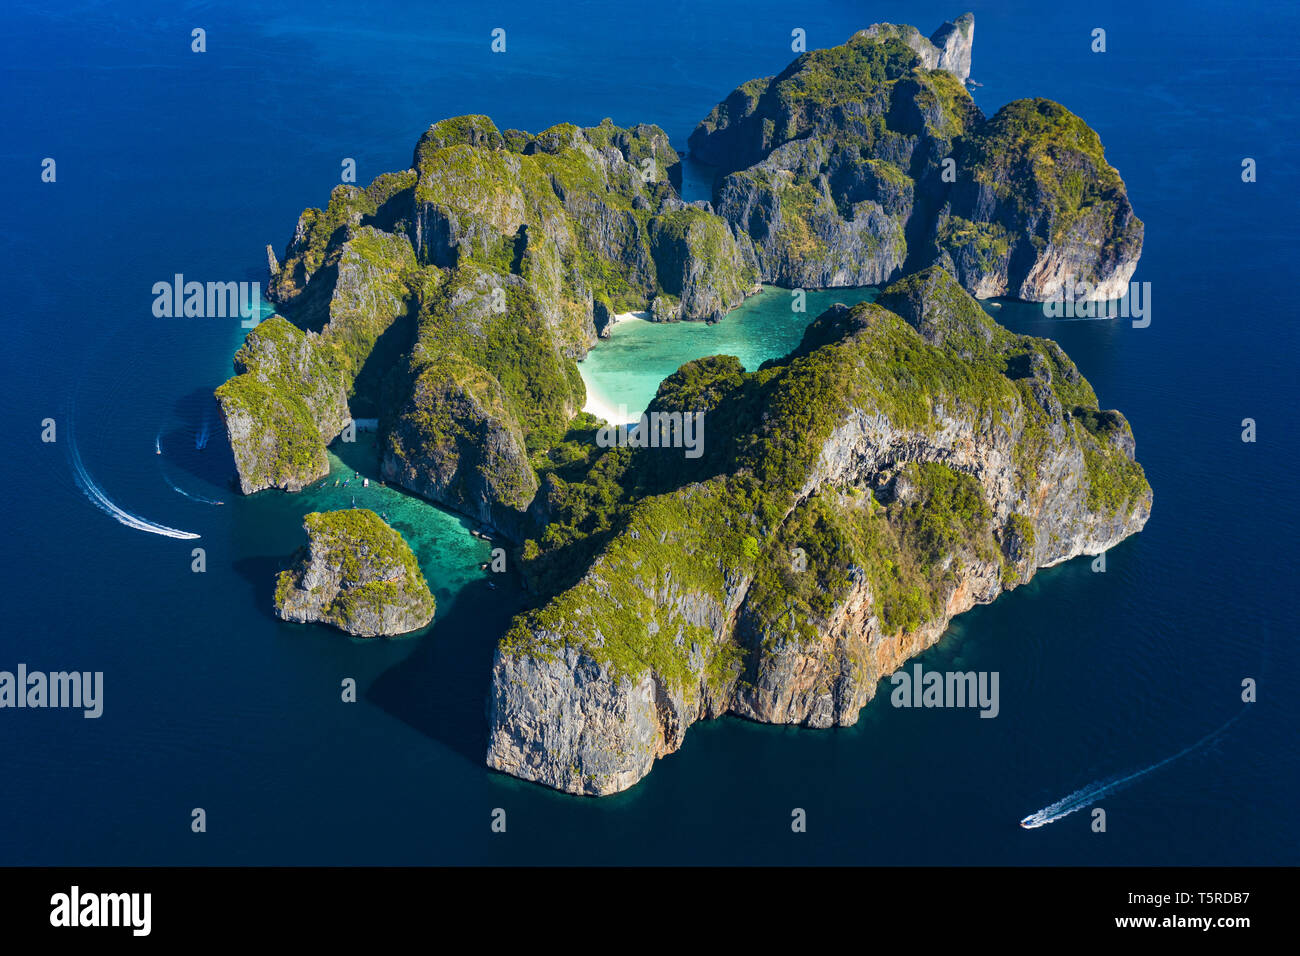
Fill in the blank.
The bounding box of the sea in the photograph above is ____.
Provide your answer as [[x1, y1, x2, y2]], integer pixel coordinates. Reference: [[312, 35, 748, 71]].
[[1, 0, 1296, 864]]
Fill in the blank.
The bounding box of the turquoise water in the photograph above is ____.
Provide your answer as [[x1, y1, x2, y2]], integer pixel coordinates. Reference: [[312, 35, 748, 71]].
[[579, 285, 877, 421], [5, 0, 1297, 866], [238, 432, 497, 628]]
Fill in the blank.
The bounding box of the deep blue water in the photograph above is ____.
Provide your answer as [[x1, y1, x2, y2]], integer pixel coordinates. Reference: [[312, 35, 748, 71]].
[[2, 0, 1297, 864]]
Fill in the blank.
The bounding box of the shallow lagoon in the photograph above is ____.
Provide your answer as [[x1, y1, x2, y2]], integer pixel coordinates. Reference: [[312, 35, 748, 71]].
[[579, 285, 877, 421]]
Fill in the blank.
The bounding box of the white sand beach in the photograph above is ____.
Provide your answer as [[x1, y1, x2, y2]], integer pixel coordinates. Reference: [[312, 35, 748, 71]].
[[580, 312, 651, 423]]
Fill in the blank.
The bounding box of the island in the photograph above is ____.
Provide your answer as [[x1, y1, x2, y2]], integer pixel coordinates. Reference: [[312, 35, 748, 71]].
[[218, 13, 1152, 794], [274, 509, 436, 637]]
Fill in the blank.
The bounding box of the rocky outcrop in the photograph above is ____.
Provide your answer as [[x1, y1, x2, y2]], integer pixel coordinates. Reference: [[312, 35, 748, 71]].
[[488, 266, 1152, 794], [275, 509, 436, 637], [689, 18, 980, 290], [929, 14, 975, 82], [647, 206, 760, 320], [379, 265, 579, 540], [936, 98, 1144, 301], [713, 137, 914, 287], [689, 16, 1142, 301], [214, 315, 349, 494], [219, 114, 762, 523], [855, 13, 975, 83]]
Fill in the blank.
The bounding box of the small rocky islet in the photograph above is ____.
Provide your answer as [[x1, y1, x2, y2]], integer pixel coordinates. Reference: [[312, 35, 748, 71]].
[[219, 14, 1151, 794], [274, 509, 436, 637]]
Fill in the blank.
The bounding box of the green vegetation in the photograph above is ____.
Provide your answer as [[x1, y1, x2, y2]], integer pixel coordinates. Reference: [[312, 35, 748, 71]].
[[916, 68, 981, 139], [938, 216, 1010, 274], [399, 265, 583, 461], [1080, 429, 1149, 516], [302, 508, 426, 589], [270, 171, 417, 301], [214, 315, 343, 490], [275, 509, 436, 635], [502, 476, 762, 692], [215, 374, 327, 486], [961, 98, 1136, 245], [505, 266, 1150, 688], [773, 36, 920, 137]]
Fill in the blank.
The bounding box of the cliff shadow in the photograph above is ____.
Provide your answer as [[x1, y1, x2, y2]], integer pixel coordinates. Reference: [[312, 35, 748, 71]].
[[365, 576, 525, 769], [231, 553, 290, 624], [329, 429, 382, 477], [161, 387, 239, 493], [348, 308, 417, 420]]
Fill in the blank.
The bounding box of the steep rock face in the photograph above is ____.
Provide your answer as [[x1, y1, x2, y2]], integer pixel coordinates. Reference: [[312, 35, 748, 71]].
[[267, 173, 418, 312], [690, 21, 980, 289], [409, 115, 753, 329], [688, 18, 1142, 301], [319, 228, 417, 378], [730, 498, 1003, 730], [488, 267, 1152, 794], [380, 266, 579, 539], [221, 114, 763, 524], [686, 19, 975, 174], [275, 509, 436, 637], [938, 99, 1144, 301], [714, 136, 914, 287], [853, 14, 974, 81], [930, 14, 975, 81], [487, 645, 669, 795], [382, 365, 537, 534], [218, 183, 420, 494], [487, 479, 753, 794], [647, 206, 760, 320], [214, 315, 349, 493]]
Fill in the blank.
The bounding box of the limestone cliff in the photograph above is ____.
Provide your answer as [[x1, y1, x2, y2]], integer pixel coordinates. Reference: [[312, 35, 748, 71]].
[[214, 315, 349, 494], [275, 509, 436, 637], [487, 266, 1151, 794], [218, 115, 759, 528], [855, 14, 975, 83], [936, 98, 1145, 301], [688, 15, 1142, 301]]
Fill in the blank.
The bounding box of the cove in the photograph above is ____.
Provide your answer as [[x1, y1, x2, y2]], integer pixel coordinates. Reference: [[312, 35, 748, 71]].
[[578, 285, 879, 422]]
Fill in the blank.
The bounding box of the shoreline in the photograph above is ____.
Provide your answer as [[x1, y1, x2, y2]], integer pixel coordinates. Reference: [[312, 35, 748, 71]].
[[601, 309, 649, 337], [581, 312, 650, 424], [580, 387, 640, 425]]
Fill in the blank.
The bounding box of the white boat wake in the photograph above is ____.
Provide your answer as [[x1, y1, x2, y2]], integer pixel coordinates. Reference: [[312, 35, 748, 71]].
[[68, 426, 201, 540], [162, 471, 224, 506], [1019, 708, 1245, 829]]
